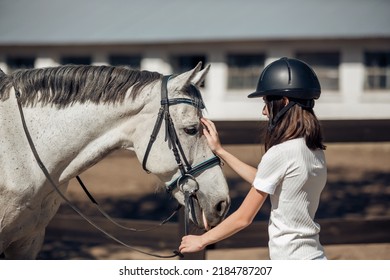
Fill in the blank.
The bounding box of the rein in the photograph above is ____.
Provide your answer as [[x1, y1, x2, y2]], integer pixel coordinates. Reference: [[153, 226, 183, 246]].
[[75, 176, 182, 232]]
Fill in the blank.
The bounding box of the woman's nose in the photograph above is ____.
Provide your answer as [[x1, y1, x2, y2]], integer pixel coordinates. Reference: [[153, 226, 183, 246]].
[[262, 105, 268, 117]]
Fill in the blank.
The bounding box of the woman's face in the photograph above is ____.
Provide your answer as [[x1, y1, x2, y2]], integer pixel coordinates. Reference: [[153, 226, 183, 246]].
[[262, 96, 289, 119], [262, 97, 270, 118]]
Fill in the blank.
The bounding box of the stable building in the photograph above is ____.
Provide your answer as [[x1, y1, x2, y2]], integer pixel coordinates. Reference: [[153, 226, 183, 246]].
[[0, 0, 389, 127]]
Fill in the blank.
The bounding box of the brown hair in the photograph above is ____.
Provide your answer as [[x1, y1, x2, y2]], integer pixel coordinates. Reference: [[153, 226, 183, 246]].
[[264, 98, 326, 151]]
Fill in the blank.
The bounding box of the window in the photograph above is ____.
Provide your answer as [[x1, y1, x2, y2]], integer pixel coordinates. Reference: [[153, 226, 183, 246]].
[[170, 54, 206, 74], [60, 56, 91, 65], [296, 52, 340, 91], [170, 54, 207, 86], [227, 54, 264, 89], [364, 52, 390, 90], [109, 55, 141, 69], [6, 56, 35, 72]]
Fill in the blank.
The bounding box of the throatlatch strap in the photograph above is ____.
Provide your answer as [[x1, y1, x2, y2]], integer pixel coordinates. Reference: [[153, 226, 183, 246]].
[[268, 101, 297, 131]]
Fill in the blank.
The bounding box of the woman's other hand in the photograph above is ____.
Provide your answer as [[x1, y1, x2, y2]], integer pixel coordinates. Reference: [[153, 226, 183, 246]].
[[179, 235, 205, 253]]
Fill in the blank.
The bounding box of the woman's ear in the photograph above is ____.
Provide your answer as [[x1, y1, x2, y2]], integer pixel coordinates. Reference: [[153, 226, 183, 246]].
[[283, 96, 290, 106]]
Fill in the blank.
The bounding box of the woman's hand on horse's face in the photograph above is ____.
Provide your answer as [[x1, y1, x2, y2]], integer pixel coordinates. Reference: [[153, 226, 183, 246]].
[[201, 118, 223, 154]]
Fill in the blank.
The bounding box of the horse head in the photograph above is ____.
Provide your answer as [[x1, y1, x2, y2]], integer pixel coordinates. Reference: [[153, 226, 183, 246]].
[[131, 63, 230, 230]]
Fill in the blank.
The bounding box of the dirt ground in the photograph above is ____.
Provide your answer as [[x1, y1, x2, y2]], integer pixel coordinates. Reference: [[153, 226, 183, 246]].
[[37, 142, 390, 260]]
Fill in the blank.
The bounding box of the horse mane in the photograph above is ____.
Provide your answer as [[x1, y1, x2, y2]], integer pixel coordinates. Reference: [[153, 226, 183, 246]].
[[0, 68, 11, 97], [0, 65, 163, 107]]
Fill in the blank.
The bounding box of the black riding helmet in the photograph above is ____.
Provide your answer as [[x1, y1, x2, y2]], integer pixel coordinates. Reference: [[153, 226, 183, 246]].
[[248, 57, 321, 100], [248, 57, 321, 130]]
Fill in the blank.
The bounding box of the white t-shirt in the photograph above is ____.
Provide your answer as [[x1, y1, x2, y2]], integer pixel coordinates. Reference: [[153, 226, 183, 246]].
[[253, 138, 327, 260]]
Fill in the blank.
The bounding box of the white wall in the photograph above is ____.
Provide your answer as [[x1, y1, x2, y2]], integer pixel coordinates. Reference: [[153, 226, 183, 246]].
[[0, 39, 389, 120]]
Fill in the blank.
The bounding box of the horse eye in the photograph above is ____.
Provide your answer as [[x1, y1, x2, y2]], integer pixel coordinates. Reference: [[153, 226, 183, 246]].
[[183, 126, 198, 136]]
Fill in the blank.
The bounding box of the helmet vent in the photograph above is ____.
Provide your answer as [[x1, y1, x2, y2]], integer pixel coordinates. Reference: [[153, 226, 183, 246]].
[[282, 57, 292, 85]]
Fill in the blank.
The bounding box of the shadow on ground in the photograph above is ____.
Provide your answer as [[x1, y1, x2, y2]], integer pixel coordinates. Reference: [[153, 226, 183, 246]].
[[55, 168, 390, 221]]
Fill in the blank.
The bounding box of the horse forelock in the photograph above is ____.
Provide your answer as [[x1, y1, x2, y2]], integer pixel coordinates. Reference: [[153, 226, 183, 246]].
[[183, 83, 206, 114], [3, 65, 163, 107]]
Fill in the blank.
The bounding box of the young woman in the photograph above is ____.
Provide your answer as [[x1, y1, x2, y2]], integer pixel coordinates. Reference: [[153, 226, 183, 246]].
[[179, 57, 327, 260]]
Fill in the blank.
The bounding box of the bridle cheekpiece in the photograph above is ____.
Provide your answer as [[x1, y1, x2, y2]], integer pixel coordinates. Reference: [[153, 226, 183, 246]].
[[142, 75, 221, 193]]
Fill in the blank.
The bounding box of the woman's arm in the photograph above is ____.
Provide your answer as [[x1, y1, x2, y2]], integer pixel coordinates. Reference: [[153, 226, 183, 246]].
[[179, 187, 268, 253], [201, 118, 257, 184]]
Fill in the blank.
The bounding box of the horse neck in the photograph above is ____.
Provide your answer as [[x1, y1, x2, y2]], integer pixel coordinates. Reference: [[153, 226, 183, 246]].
[[19, 88, 155, 184]]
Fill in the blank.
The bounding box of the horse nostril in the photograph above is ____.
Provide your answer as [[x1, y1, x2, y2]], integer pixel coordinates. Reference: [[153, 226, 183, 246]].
[[215, 200, 229, 217]]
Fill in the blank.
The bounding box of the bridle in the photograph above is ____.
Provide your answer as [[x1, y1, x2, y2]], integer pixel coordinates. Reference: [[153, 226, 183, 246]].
[[142, 75, 221, 193], [13, 74, 220, 259], [142, 75, 221, 234]]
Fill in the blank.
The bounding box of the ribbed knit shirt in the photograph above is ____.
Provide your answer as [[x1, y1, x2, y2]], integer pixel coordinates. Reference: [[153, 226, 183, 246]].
[[253, 138, 327, 260]]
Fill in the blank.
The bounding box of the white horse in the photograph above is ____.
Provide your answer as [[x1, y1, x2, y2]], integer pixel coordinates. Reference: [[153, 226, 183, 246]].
[[0, 63, 230, 259]]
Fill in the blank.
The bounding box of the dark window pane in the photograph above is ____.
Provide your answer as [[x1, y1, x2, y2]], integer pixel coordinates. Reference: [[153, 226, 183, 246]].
[[364, 52, 390, 90], [171, 54, 206, 73], [6, 56, 35, 72], [109, 55, 141, 69], [60, 56, 91, 65], [296, 52, 340, 91], [227, 54, 264, 89]]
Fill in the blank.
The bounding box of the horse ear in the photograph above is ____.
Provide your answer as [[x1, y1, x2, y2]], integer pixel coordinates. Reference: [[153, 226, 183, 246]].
[[192, 64, 210, 86], [169, 62, 203, 91]]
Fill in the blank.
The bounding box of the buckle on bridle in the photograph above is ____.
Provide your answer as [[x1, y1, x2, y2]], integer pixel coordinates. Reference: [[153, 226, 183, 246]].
[[177, 174, 199, 195], [178, 173, 200, 235]]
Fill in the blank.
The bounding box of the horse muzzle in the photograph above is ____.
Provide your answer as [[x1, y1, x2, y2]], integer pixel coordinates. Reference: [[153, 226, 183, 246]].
[[182, 183, 230, 231]]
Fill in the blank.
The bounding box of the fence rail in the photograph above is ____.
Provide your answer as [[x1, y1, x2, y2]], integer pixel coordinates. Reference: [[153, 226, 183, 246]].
[[215, 119, 390, 144]]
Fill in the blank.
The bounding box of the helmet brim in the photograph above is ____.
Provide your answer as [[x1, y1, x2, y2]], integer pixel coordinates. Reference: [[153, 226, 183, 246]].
[[247, 91, 264, 98]]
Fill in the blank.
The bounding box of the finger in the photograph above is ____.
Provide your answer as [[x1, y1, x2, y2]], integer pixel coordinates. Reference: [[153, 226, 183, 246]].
[[203, 127, 211, 138], [201, 118, 211, 131], [202, 118, 217, 135], [207, 119, 217, 133], [202, 120, 217, 137], [202, 121, 216, 138]]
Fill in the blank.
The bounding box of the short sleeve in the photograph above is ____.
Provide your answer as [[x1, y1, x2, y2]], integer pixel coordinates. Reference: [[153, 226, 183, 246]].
[[252, 146, 287, 195]]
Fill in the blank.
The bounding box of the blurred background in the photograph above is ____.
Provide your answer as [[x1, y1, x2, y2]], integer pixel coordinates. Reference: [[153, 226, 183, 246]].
[[0, 0, 389, 259]]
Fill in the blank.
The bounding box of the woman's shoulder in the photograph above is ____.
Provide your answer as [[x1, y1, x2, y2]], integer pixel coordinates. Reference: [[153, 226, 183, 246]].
[[263, 138, 301, 160], [269, 137, 306, 152], [269, 138, 325, 161]]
